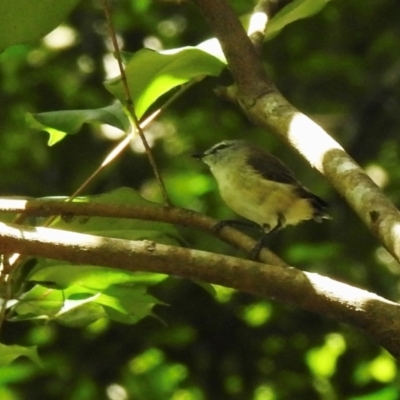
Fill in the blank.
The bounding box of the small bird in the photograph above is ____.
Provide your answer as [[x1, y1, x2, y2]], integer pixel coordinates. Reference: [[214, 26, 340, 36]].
[[193, 140, 330, 255]]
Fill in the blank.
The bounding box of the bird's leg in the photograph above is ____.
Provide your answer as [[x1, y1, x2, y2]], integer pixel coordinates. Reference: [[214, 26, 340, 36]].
[[213, 219, 263, 234], [250, 214, 286, 260]]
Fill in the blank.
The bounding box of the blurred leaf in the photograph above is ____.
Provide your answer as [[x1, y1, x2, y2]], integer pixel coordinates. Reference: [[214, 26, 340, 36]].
[[99, 285, 162, 324], [354, 350, 397, 385], [286, 242, 340, 264], [306, 333, 346, 377], [367, 351, 397, 382], [55, 302, 106, 327], [265, 0, 332, 40], [0, 344, 42, 367], [27, 102, 130, 145], [11, 281, 162, 327], [187, 0, 331, 71], [349, 386, 400, 400], [240, 301, 273, 327], [0, 0, 81, 52], [5, 188, 175, 327], [30, 265, 166, 290], [44, 187, 182, 245], [104, 47, 225, 118], [12, 284, 65, 318]]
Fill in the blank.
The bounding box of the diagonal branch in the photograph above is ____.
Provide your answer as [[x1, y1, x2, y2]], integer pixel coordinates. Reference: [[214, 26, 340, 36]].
[[192, 0, 400, 263], [0, 221, 399, 358], [0, 198, 287, 267]]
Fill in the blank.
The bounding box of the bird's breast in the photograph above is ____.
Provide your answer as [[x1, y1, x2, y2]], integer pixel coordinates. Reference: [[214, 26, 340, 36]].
[[212, 166, 314, 230]]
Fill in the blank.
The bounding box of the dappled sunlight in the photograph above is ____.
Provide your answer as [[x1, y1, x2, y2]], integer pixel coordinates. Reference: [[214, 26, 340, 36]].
[[288, 112, 343, 170], [100, 124, 126, 140], [43, 24, 77, 49], [390, 222, 400, 255], [106, 384, 128, 400], [248, 12, 268, 36], [103, 52, 122, 79], [365, 164, 389, 188], [0, 198, 28, 211]]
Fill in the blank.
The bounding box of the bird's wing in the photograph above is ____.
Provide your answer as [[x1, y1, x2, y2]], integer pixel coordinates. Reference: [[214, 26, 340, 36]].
[[246, 150, 299, 185]]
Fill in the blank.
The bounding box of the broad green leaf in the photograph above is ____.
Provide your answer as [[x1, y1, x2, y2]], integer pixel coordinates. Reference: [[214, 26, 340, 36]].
[[27, 102, 130, 145], [349, 386, 400, 400], [0, 0, 80, 52], [97, 285, 162, 324], [104, 47, 224, 118], [195, 0, 331, 62], [0, 344, 42, 367], [265, 0, 332, 40], [30, 265, 167, 290], [12, 279, 161, 326], [46, 187, 182, 245], [55, 302, 106, 327], [13, 284, 65, 318]]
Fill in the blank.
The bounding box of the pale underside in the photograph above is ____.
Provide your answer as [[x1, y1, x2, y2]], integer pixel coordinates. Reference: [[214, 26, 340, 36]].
[[211, 164, 314, 231]]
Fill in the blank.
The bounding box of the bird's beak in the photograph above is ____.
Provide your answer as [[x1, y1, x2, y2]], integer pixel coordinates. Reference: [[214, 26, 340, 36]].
[[191, 153, 204, 160]]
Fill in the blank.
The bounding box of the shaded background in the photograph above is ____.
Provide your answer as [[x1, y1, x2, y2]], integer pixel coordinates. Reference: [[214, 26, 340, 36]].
[[1, 0, 400, 398]]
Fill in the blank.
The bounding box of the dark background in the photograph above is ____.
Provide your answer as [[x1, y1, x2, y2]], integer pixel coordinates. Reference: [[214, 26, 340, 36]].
[[1, 0, 400, 398]]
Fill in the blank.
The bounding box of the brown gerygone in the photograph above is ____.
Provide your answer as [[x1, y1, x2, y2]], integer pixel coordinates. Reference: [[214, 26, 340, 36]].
[[193, 140, 330, 254]]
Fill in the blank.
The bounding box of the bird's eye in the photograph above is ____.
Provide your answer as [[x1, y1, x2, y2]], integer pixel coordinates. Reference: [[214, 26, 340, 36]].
[[210, 143, 229, 153]]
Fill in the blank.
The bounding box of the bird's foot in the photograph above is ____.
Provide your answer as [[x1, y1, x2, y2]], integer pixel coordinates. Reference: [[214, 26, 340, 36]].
[[251, 214, 285, 260]]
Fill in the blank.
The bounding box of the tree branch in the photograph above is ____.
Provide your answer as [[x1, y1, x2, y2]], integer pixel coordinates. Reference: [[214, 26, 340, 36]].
[[0, 221, 399, 358], [0, 198, 287, 267], [192, 0, 400, 263]]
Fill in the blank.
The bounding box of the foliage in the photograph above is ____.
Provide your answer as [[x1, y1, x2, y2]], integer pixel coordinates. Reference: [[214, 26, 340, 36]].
[[1, 0, 400, 399]]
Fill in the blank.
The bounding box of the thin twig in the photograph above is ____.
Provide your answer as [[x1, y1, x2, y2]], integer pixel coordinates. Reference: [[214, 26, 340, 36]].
[[69, 79, 199, 202], [0, 257, 11, 336], [102, 0, 170, 205]]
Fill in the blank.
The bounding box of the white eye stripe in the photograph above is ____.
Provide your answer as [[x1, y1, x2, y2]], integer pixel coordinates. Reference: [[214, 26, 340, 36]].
[[209, 143, 230, 153]]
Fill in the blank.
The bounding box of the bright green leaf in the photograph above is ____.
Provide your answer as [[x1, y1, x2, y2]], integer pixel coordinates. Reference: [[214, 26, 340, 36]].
[[0, 0, 81, 52], [349, 386, 400, 400], [367, 351, 397, 382], [194, 0, 331, 62], [265, 0, 331, 40], [13, 285, 65, 318], [0, 344, 42, 367], [104, 47, 224, 118], [306, 333, 346, 377], [240, 302, 273, 327], [27, 102, 130, 145], [30, 265, 167, 290], [46, 187, 182, 245], [98, 285, 162, 324], [14, 277, 162, 326], [55, 302, 107, 327]]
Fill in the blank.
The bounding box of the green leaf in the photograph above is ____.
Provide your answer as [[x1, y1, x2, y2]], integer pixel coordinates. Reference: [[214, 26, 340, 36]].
[[12, 279, 162, 327], [30, 265, 167, 290], [104, 47, 224, 118], [98, 285, 162, 324], [27, 102, 130, 145], [265, 0, 331, 40], [349, 386, 400, 400], [194, 0, 331, 62], [0, 0, 81, 52], [0, 344, 42, 367], [46, 187, 182, 245], [7, 188, 175, 327], [55, 302, 106, 327], [13, 285, 65, 318]]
